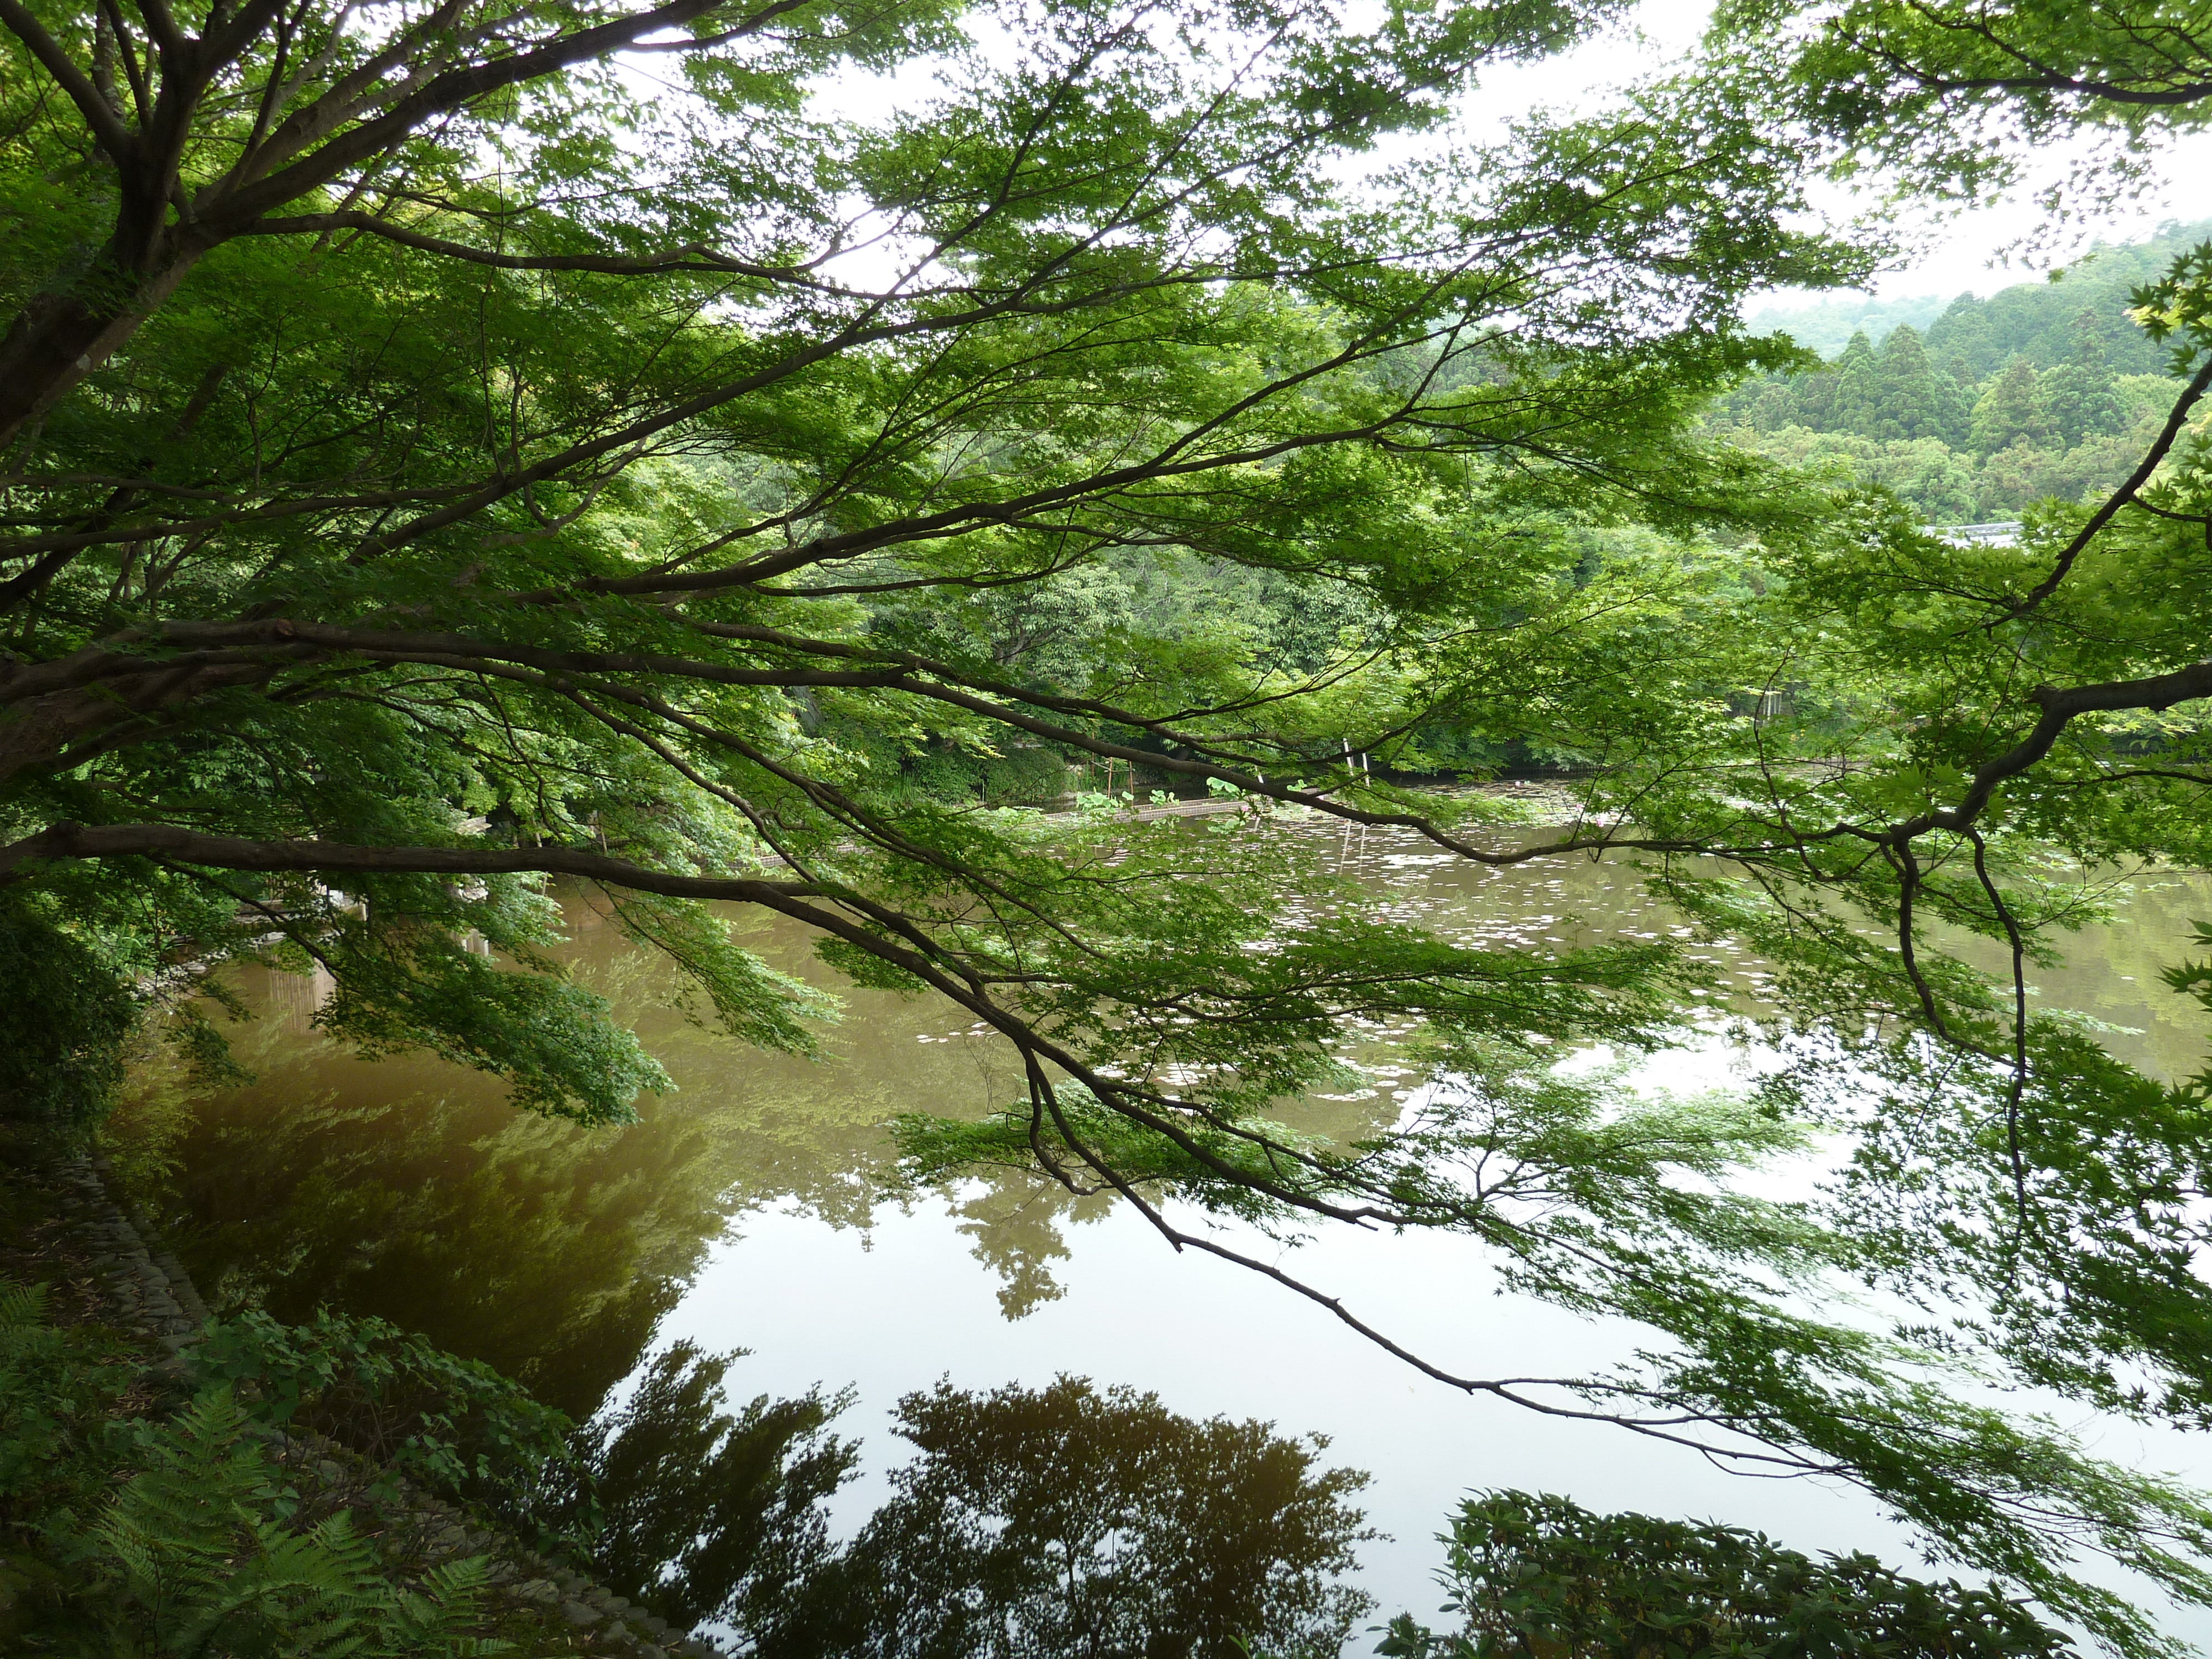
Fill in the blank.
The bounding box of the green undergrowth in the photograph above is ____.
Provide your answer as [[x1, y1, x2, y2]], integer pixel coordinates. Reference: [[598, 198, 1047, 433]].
[[0, 1277, 525, 1654], [0, 1125, 619, 1657]]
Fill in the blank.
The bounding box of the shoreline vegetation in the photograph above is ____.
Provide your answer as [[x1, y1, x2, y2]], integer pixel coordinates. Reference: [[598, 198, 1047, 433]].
[[0, 1116, 712, 1657]]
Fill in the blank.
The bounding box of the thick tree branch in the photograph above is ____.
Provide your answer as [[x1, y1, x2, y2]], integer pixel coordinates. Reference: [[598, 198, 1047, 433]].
[[2001, 352, 2212, 621], [241, 211, 834, 284], [0, 0, 138, 158], [0, 819, 822, 896], [1893, 659, 2212, 839], [209, 0, 805, 225]]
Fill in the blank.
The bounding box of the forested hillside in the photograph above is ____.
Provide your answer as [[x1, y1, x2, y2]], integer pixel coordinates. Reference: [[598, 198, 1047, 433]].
[[1714, 221, 2212, 521]]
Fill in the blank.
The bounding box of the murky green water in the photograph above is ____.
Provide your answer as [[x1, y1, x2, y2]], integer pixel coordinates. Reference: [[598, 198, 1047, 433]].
[[108, 814, 2212, 1639]]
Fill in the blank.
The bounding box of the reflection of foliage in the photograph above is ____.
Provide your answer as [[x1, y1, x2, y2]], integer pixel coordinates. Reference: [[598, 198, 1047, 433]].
[[902, 1037, 2212, 1657], [108, 1000, 755, 1419], [763, 1376, 1374, 1659], [159, 1089, 707, 1422], [187, 1308, 581, 1538], [564, 1342, 855, 1634], [1380, 1490, 2072, 1659], [945, 1174, 1116, 1321], [105, 856, 2212, 1654], [101, 914, 1000, 1416]]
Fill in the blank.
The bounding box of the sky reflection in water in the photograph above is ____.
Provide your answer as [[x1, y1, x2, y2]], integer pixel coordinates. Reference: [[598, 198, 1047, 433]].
[[110, 815, 2212, 1639]]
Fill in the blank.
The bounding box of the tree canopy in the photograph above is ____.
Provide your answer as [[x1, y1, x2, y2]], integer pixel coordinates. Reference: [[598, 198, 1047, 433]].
[[10, 0, 2212, 1647], [1382, 1490, 2077, 1659]]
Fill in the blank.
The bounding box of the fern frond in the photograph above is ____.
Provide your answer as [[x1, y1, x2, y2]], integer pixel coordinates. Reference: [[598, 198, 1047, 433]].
[[0, 1279, 50, 1328], [93, 1387, 274, 1645], [382, 1552, 513, 1656]]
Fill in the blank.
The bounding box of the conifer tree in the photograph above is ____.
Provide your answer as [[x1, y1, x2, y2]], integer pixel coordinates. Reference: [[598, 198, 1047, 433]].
[[1792, 362, 1839, 429], [1828, 331, 1883, 432], [1751, 379, 1803, 431], [1939, 349, 1980, 409], [1969, 357, 2053, 455], [2042, 309, 2127, 447], [1872, 324, 1957, 440], [1938, 359, 1979, 446], [1925, 293, 1997, 382]]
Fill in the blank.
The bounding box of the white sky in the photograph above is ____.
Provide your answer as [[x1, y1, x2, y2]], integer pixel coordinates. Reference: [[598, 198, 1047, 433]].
[[786, 0, 2212, 306], [1455, 0, 2212, 302]]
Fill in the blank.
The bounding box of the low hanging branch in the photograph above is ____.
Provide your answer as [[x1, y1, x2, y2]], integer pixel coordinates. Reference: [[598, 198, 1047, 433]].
[[13, 0, 2212, 1628]]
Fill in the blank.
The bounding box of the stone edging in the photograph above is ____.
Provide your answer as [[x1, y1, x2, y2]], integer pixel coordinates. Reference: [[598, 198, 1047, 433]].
[[50, 1153, 207, 1354], [50, 1150, 726, 1659]]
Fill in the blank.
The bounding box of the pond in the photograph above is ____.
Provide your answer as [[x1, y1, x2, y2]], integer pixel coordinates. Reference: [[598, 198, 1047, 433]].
[[107, 809, 2212, 1648]]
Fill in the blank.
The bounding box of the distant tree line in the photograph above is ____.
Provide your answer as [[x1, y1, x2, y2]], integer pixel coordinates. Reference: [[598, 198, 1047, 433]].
[[1712, 222, 2212, 522]]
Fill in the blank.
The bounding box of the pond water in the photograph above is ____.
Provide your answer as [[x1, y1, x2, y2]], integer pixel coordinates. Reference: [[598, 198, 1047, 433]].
[[109, 812, 2212, 1646]]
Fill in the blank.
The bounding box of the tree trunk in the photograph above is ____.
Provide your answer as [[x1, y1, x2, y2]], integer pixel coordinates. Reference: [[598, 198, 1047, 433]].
[[0, 242, 205, 451], [0, 660, 286, 785]]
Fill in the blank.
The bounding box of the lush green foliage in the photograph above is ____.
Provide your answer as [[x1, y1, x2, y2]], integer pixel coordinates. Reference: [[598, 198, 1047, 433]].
[[1714, 225, 2212, 521], [0, 1279, 142, 1550], [2166, 923, 2212, 1104], [1764, 231, 2199, 377], [1380, 1491, 2074, 1659], [1713, 0, 2212, 207], [7, 0, 2212, 1644], [0, 891, 139, 1128], [0, 1281, 507, 1655], [81, 1387, 506, 1659], [187, 1308, 583, 1537]]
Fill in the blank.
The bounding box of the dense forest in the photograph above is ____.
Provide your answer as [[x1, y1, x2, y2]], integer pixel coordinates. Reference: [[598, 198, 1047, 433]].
[[7, 0, 2212, 1652], [1716, 222, 2212, 523]]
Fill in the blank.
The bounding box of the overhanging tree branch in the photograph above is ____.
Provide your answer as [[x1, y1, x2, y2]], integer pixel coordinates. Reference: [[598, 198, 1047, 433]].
[[2000, 352, 2212, 622]]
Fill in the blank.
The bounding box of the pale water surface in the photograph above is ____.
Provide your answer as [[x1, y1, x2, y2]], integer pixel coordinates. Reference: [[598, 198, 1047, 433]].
[[111, 815, 2212, 1642]]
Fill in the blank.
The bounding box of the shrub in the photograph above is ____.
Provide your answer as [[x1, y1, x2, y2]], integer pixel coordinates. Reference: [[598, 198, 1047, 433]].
[[186, 1308, 583, 1544], [0, 899, 137, 1129], [2, 1281, 510, 1653]]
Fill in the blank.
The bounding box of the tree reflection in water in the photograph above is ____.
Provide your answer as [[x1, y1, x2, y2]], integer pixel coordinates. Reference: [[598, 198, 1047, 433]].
[[581, 1365, 1374, 1658], [556, 1341, 855, 1634]]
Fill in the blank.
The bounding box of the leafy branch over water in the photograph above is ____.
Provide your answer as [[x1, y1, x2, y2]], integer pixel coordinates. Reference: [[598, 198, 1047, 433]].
[[5, 0, 2212, 1641]]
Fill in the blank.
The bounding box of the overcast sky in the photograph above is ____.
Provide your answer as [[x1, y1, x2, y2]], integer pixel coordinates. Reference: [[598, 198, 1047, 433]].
[[1454, 0, 2212, 302], [791, 0, 2212, 305]]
